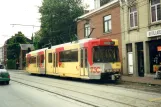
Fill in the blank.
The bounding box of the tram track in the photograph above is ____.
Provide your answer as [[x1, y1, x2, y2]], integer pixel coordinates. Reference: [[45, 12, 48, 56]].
[[11, 80, 97, 107], [11, 72, 161, 96], [10, 73, 161, 107], [10, 73, 161, 98], [11, 77, 136, 107]]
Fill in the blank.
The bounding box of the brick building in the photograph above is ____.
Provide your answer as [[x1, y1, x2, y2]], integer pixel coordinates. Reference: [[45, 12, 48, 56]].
[[77, 0, 122, 69], [19, 44, 34, 69]]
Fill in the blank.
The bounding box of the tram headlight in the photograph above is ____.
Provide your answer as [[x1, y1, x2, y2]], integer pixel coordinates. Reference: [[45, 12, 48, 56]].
[[113, 69, 116, 72], [111, 69, 120, 72], [115, 69, 120, 72]]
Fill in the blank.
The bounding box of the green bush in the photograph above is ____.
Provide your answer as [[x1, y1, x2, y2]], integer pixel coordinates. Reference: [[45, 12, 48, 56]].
[[7, 60, 16, 69], [23, 61, 26, 67]]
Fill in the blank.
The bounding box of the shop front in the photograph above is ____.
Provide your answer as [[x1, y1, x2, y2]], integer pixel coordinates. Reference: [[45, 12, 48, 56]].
[[149, 40, 161, 73], [147, 29, 161, 74]]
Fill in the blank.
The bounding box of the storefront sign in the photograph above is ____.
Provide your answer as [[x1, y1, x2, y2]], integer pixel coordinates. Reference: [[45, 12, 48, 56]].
[[147, 29, 161, 38], [157, 46, 161, 51]]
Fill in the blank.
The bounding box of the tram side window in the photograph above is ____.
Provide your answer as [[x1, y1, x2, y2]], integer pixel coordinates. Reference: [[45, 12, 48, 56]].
[[81, 49, 83, 67], [85, 49, 87, 67], [41, 54, 44, 63], [29, 57, 36, 64], [60, 49, 78, 62], [80, 49, 88, 67], [48, 53, 52, 63], [56, 53, 58, 67]]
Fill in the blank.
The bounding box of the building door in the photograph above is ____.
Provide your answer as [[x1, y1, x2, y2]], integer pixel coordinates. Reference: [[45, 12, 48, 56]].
[[138, 50, 144, 77], [128, 52, 133, 74], [137, 42, 144, 77]]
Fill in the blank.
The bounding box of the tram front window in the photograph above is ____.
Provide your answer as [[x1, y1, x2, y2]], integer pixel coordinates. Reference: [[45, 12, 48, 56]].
[[93, 46, 119, 63]]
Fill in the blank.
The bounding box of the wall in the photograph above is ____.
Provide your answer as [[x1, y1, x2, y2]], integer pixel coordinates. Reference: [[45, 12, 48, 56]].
[[121, 0, 161, 76]]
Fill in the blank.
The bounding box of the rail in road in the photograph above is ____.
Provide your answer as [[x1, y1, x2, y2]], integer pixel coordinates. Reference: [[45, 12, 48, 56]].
[[10, 72, 161, 107]]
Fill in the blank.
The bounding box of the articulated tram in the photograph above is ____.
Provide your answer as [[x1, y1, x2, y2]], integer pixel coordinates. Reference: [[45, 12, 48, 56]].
[[26, 38, 121, 81]]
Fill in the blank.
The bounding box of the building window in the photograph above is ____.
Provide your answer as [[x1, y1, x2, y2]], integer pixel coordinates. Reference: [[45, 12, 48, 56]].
[[151, 0, 161, 22], [84, 23, 90, 37], [100, 0, 112, 6], [129, 5, 138, 28], [103, 15, 111, 33]]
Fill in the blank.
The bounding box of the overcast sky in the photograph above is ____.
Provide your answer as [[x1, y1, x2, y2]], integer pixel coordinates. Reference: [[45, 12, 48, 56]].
[[0, 0, 94, 47]]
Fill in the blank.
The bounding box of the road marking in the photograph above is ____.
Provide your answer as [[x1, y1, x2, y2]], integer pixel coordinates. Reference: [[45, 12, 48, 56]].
[[149, 97, 161, 102]]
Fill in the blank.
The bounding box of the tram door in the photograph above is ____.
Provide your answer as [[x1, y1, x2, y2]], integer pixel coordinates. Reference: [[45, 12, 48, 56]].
[[53, 52, 58, 74], [80, 48, 88, 76], [37, 53, 45, 74], [46, 50, 54, 75], [37, 55, 39, 73]]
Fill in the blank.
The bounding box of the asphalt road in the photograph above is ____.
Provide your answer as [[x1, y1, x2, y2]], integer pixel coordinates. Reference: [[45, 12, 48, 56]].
[[1, 70, 161, 107], [0, 81, 91, 107]]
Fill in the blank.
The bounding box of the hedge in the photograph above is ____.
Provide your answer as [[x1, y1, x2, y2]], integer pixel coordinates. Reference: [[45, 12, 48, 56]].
[[7, 59, 16, 69]]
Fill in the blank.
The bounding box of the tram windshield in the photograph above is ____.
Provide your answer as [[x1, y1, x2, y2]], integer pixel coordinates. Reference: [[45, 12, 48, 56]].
[[93, 46, 119, 63]]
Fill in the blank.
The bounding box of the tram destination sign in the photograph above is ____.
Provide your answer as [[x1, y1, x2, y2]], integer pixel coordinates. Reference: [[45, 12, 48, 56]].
[[147, 29, 161, 38], [104, 41, 115, 45]]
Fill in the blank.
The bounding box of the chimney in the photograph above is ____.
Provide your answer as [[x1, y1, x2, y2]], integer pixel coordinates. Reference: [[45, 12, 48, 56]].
[[94, 0, 100, 9]]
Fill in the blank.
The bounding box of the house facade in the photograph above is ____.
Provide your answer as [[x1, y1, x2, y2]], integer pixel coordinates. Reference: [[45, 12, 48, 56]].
[[19, 44, 34, 69], [120, 0, 161, 77], [3, 42, 7, 65], [77, 0, 122, 70], [0, 46, 4, 64]]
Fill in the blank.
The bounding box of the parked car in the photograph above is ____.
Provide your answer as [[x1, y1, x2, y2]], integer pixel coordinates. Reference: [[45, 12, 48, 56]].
[[0, 65, 10, 85]]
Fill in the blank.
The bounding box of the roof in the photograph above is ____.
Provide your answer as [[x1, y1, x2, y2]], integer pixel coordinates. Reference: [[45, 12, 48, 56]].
[[20, 44, 34, 50], [77, 0, 119, 20]]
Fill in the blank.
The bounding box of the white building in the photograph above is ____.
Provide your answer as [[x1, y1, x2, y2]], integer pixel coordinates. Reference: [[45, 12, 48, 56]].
[[0, 46, 4, 64]]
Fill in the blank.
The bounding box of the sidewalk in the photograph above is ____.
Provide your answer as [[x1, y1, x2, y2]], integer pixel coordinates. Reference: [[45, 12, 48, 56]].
[[7, 69, 25, 72], [122, 75, 161, 85]]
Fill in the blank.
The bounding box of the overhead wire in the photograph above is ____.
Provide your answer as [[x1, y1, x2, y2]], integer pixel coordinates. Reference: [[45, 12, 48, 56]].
[[2, 0, 158, 47]]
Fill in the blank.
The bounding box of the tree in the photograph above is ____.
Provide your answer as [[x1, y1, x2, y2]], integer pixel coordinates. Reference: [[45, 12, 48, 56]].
[[33, 30, 42, 49], [6, 31, 31, 60], [6, 32, 31, 44], [38, 0, 84, 47]]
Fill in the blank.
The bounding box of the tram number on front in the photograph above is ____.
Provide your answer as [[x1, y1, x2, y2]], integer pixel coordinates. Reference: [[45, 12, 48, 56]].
[[90, 67, 101, 73]]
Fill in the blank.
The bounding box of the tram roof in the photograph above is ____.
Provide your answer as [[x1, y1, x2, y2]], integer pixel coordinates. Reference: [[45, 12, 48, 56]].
[[27, 38, 117, 55], [51, 38, 96, 49], [28, 48, 48, 54]]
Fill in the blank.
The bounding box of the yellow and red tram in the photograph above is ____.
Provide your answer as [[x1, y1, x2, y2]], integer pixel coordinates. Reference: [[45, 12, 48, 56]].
[[26, 38, 121, 80]]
